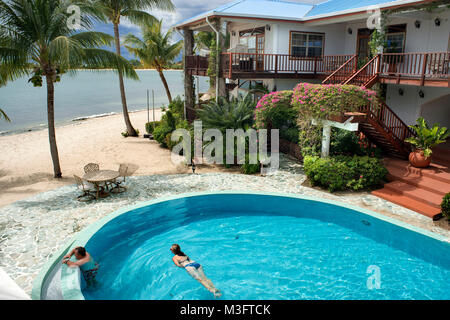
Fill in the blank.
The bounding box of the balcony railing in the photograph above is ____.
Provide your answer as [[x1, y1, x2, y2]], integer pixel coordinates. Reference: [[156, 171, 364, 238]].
[[378, 52, 449, 84], [220, 53, 354, 77], [186, 52, 449, 85], [186, 55, 209, 76]]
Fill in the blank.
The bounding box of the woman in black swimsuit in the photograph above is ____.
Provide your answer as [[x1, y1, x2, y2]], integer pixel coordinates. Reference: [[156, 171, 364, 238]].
[[170, 244, 221, 297]]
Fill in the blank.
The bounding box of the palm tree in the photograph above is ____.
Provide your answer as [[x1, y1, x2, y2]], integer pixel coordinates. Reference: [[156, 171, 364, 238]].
[[88, 0, 174, 136], [194, 31, 214, 53], [0, 108, 10, 122], [0, 0, 137, 178], [124, 20, 182, 103]]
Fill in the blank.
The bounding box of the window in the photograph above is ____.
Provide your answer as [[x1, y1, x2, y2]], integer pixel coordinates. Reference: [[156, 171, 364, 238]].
[[385, 32, 405, 53], [290, 32, 324, 58], [239, 27, 264, 54], [385, 24, 406, 53]]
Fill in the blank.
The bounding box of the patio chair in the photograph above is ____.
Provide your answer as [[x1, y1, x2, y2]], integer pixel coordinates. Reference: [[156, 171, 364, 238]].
[[84, 163, 99, 173], [110, 164, 128, 193], [74, 175, 96, 202]]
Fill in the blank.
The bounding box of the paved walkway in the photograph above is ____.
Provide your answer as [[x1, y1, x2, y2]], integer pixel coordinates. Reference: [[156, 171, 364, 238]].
[[0, 154, 448, 295]]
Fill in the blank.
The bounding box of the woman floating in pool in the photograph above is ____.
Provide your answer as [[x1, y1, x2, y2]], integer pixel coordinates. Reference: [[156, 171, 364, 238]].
[[170, 244, 221, 298], [62, 246, 99, 287]]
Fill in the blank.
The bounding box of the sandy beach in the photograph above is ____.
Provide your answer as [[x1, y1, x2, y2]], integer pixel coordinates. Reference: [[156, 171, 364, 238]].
[[0, 110, 225, 208]]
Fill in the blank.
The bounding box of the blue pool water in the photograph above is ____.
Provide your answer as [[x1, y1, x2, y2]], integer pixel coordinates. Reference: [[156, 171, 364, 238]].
[[80, 194, 450, 300]]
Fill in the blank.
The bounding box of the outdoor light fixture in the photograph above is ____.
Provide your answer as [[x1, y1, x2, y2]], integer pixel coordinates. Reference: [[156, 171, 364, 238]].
[[347, 27, 353, 35], [398, 88, 404, 96], [435, 18, 441, 26], [231, 31, 236, 36], [418, 90, 425, 98], [265, 25, 271, 31], [414, 20, 421, 28]]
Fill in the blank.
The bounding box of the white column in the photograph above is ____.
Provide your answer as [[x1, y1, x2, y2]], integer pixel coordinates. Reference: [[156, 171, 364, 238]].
[[321, 124, 332, 158]]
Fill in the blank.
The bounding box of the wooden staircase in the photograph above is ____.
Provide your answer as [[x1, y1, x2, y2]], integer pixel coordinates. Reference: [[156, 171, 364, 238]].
[[343, 55, 380, 88], [322, 54, 381, 88], [322, 55, 357, 84], [358, 101, 415, 158]]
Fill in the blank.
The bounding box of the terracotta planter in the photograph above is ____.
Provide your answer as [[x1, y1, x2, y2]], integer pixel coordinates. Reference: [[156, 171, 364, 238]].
[[408, 150, 432, 168]]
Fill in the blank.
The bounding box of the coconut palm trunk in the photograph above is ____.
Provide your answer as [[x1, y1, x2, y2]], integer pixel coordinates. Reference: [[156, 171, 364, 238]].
[[157, 67, 172, 103], [113, 22, 137, 136], [45, 72, 62, 178]]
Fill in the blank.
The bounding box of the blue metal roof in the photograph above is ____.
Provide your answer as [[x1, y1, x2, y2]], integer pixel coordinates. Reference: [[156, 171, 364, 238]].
[[305, 0, 401, 17], [222, 0, 313, 19], [174, 0, 425, 27]]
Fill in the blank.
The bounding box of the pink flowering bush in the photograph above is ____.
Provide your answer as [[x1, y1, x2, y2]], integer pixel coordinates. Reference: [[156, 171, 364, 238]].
[[254, 90, 294, 128], [254, 90, 299, 143], [292, 83, 379, 120]]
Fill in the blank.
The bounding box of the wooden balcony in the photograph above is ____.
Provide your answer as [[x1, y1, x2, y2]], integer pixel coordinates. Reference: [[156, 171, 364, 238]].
[[186, 53, 354, 79], [378, 52, 449, 87], [220, 53, 355, 79], [186, 55, 209, 77], [186, 52, 450, 87]]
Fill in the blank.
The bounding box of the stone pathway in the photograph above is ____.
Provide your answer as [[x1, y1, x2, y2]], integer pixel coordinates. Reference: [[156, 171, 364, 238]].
[[0, 154, 448, 296]]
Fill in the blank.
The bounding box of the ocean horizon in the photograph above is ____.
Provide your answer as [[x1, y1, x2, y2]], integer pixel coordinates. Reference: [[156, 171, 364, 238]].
[[0, 70, 209, 135]]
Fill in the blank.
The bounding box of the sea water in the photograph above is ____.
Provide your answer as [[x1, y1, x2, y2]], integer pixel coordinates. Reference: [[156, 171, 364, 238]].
[[0, 70, 209, 134]]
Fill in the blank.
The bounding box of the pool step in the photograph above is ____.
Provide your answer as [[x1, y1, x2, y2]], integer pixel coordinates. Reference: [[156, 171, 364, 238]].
[[371, 158, 450, 219]]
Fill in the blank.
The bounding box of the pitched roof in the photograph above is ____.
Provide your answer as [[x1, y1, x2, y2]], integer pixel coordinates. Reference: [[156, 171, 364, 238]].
[[174, 0, 429, 28]]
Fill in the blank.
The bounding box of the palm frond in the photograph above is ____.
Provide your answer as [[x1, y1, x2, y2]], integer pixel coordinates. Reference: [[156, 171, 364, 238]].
[[0, 108, 11, 122]]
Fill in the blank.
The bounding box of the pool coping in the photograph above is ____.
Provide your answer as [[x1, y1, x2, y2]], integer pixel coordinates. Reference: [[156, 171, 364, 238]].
[[31, 190, 450, 300]]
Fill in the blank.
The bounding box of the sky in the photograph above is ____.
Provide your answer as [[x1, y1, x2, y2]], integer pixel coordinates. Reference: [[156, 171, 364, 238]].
[[95, 0, 327, 60], [95, 0, 232, 60]]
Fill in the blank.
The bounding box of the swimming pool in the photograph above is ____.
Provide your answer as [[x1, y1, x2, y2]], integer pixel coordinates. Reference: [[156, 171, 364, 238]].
[[45, 192, 450, 300]]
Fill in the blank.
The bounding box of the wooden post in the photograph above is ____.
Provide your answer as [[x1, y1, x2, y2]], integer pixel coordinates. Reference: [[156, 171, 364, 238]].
[[216, 18, 227, 98], [314, 57, 318, 75], [377, 54, 381, 74], [183, 27, 195, 118], [420, 53, 428, 86], [229, 53, 232, 79], [275, 55, 278, 76]]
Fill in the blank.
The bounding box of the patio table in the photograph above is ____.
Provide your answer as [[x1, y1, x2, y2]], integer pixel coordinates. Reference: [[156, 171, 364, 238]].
[[82, 170, 120, 199]]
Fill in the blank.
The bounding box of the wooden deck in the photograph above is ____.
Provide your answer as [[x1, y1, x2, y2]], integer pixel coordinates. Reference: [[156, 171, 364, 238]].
[[186, 51, 449, 87]]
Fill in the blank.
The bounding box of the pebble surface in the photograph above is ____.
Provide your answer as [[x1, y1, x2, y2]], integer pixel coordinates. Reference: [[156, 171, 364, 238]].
[[1, 154, 449, 296]]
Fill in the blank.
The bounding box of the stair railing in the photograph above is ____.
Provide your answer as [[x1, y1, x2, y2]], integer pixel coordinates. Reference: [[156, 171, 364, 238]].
[[322, 55, 357, 84], [344, 54, 380, 87], [359, 100, 415, 154]]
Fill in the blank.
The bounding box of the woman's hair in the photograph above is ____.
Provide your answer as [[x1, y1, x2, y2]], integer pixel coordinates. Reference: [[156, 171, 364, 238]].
[[75, 246, 87, 257], [171, 244, 187, 257]]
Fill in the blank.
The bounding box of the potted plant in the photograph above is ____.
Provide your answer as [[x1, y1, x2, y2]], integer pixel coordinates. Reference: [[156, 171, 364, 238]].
[[405, 117, 449, 168]]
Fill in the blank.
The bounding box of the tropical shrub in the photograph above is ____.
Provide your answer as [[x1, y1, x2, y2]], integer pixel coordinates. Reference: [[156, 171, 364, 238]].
[[197, 93, 255, 132], [405, 117, 449, 157], [153, 96, 192, 149], [303, 155, 388, 192], [441, 193, 450, 219], [331, 129, 383, 158], [240, 153, 261, 174], [254, 90, 299, 143], [145, 121, 161, 134], [153, 114, 176, 147]]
